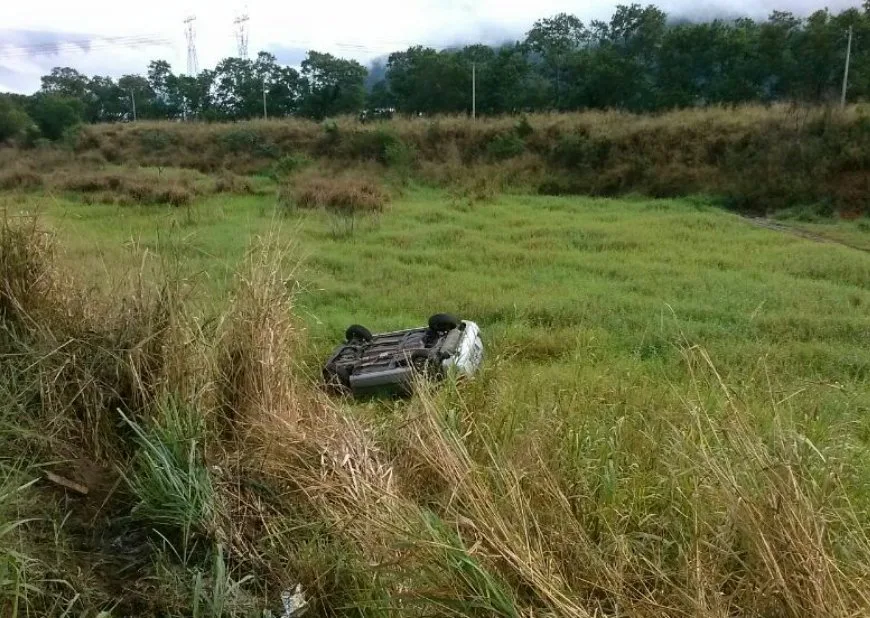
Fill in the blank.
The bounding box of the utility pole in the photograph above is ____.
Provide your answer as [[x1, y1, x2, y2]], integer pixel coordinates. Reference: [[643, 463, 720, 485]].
[[263, 83, 268, 119], [472, 62, 476, 120], [841, 25, 853, 109], [130, 90, 137, 121]]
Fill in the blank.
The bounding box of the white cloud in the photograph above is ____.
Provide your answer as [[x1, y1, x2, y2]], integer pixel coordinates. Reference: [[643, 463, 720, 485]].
[[0, 0, 863, 93]]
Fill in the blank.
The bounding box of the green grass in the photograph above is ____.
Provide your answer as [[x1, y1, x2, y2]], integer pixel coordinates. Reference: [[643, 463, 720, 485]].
[[3, 183, 870, 615], [20, 186, 870, 386]]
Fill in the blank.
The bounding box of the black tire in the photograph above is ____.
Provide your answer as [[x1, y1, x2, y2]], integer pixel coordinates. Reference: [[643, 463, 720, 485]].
[[345, 324, 373, 343], [428, 313, 460, 332]]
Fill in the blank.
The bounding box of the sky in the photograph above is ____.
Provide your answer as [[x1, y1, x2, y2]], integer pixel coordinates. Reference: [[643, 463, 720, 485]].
[[0, 0, 863, 93]]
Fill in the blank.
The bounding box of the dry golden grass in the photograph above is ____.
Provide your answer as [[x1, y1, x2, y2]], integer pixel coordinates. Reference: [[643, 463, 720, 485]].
[[51, 103, 870, 212], [280, 171, 389, 214], [2, 214, 869, 616]]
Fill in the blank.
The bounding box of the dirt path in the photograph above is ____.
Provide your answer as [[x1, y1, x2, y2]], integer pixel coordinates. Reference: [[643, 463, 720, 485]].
[[744, 216, 869, 253]]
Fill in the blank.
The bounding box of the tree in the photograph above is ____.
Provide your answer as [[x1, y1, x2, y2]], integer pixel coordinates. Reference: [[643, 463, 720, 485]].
[[256, 52, 302, 117], [525, 13, 589, 109], [300, 51, 367, 119], [87, 76, 125, 122], [213, 57, 257, 119], [0, 96, 35, 143], [40, 67, 90, 99], [11, 4, 870, 123], [147, 60, 182, 119], [386, 47, 468, 114], [118, 74, 154, 119], [26, 93, 83, 140]]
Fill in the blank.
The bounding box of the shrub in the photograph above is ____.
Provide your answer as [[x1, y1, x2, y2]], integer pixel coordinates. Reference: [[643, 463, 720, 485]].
[[55, 171, 194, 206], [384, 138, 416, 169], [348, 129, 412, 166], [220, 129, 255, 153], [26, 94, 83, 141], [515, 115, 534, 139], [272, 153, 312, 177], [552, 132, 611, 169], [486, 132, 526, 161], [0, 167, 42, 191], [100, 144, 122, 163], [214, 172, 256, 194], [153, 185, 194, 206], [138, 128, 175, 152], [0, 97, 34, 143], [282, 173, 388, 214]]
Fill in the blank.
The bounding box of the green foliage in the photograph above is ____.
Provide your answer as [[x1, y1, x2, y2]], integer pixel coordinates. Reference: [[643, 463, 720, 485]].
[[26, 94, 83, 141], [486, 132, 526, 161], [120, 400, 215, 550], [139, 128, 176, 152], [272, 153, 313, 177], [0, 97, 35, 143], [11, 3, 870, 124], [514, 115, 534, 139], [300, 51, 367, 120], [551, 132, 611, 169], [417, 510, 520, 617], [2, 191, 870, 615], [348, 129, 415, 168]]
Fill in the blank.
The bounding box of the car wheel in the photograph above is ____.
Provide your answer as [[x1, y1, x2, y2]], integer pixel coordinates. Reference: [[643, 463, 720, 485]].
[[428, 313, 460, 332], [345, 324, 373, 343]]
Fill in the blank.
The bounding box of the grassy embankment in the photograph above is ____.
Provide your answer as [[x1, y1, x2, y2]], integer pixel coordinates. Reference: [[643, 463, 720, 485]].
[[3, 104, 870, 214], [1, 179, 869, 616]]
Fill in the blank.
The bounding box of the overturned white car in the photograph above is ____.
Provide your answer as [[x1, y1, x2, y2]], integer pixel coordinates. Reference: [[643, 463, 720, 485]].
[[323, 313, 483, 396]]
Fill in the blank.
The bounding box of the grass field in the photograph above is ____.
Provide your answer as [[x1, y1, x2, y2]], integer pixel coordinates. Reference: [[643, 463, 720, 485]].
[[2, 183, 870, 616]]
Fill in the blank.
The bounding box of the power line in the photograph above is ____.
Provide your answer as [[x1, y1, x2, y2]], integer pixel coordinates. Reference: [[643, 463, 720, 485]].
[[0, 35, 172, 60], [184, 16, 198, 76]]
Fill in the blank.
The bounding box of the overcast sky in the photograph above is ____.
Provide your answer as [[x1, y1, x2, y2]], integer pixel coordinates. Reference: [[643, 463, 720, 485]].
[[0, 0, 863, 93]]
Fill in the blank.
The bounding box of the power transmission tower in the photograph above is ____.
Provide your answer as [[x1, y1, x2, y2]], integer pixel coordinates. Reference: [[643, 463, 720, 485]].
[[234, 11, 250, 59], [184, 16, 198, 75]]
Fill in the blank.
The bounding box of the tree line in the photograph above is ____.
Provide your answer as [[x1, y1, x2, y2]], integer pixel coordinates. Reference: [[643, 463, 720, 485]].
[[1, 3, 869, 141]]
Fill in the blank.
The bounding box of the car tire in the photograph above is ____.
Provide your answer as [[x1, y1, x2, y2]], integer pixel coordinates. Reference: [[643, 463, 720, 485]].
[[428, 313, 460, 332], [345, 324, 373, 343]]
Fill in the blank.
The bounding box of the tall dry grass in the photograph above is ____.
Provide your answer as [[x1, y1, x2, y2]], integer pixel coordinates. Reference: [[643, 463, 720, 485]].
[[31, 103, 860, 212], [2, 215, 869, 616], [279, 171, 390, 215]]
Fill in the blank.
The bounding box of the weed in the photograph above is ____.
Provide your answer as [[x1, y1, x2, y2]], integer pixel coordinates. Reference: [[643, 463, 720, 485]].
[[121, 399, 215, 553]]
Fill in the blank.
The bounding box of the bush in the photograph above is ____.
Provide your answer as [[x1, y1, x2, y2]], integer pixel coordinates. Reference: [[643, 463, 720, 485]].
[[486, 132, 526, 161], [138, 128, 176, 152], [515, 115, 534, 139], [26, 94, 83, 141], [348, 129, 413, 167], [219, 129, 258, 154], [552, 132, 611, 169], [55, 170, 194, 206], [214, 172, 256, 194], [281, 173, 388, 214], [0, 97, 35, 143], [0, 167, 42, 191], [272, 153, 312, 177]]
